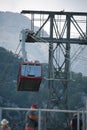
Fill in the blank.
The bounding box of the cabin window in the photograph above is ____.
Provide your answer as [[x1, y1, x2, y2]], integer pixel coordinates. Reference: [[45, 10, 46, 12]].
[[21, 64, 41, 77]]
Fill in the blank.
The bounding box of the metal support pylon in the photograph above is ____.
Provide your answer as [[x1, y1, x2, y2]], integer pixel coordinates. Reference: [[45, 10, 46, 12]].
[[21, 10, 87, 130]]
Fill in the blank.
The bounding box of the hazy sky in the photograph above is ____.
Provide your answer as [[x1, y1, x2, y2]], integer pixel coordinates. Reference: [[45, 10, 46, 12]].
[[0, 0, 87, 13]]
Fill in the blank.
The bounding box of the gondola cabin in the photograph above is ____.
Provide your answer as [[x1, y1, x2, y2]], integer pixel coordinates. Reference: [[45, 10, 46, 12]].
[[17, 62, 42, 91]]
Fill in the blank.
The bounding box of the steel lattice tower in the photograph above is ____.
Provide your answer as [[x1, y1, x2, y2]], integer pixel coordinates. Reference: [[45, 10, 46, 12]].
[[21, 10, 87, 130]]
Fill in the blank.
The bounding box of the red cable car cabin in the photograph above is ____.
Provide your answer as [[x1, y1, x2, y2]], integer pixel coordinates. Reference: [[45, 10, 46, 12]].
[[17, 62, 42, 91]]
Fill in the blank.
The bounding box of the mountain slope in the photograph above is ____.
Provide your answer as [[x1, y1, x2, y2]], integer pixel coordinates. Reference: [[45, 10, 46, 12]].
[[0, 11, 48, 62], [0, 11, 31, 50]]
